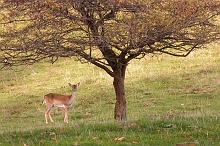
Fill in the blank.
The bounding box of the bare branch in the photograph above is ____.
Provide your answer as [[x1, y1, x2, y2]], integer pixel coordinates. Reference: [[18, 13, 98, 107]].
[[158, 44, 199, 57]]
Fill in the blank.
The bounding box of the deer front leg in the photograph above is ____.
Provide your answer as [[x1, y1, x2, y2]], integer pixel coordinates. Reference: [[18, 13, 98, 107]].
[[45, 106, 54, 123], [45, 113, 48, 124], [64, 108, 68, 123]]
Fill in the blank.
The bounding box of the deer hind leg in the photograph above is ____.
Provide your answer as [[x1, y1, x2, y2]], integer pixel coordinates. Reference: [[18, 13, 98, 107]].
[[45, 106, 54, 123], [64, 107, 68, 123]]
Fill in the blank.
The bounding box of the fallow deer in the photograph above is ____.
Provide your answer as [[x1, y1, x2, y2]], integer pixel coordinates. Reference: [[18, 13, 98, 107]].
[[42, 82, 80, 123]]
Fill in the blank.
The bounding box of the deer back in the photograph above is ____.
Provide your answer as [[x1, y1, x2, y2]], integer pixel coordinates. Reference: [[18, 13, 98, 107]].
[[44, 93, 72, 106]]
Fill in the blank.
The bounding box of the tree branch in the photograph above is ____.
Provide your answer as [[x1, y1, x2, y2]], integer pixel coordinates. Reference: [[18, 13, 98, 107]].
[[158, 44, 199, 57]]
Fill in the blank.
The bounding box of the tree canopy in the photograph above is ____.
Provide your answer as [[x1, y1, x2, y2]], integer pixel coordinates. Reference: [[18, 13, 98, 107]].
[[1, 0, 219, 69], [0, 0, 220, 121]]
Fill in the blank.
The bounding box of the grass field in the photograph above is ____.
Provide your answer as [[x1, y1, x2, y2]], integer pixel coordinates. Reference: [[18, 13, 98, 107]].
[[1, 44, 220, 145]]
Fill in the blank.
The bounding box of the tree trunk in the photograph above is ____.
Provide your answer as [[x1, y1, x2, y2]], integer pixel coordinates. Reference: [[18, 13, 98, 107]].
[[113, 67, 127, 121]]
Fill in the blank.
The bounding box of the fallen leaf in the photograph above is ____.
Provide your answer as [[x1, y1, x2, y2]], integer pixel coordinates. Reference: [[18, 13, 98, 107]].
[[117, 137, 124, 141], [132, 141, 138, 144], [114, 137, 124, 142], [61, 127, 65, 132], [149, 98, 156, 101], [40, 140, 44, 145], [51, 137, 57, 141], [92, 136, 98, 140]]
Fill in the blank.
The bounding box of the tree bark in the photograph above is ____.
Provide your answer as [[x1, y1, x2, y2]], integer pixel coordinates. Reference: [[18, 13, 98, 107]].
[[113, 65, 127, 121]]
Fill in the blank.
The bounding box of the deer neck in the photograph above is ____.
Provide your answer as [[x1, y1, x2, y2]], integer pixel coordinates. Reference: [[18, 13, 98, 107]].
[[69, 91, 76, 104]]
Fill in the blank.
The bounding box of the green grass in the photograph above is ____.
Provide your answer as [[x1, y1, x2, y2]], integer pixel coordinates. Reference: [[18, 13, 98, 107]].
[[1, 45, 220, 145]]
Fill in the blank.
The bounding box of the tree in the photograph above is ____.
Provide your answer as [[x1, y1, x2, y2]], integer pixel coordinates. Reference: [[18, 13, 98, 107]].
[[0, 0, 220, 121]]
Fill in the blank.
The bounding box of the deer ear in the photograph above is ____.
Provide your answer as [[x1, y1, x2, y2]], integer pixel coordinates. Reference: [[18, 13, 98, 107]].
[[77, 82, 80, 86], [68, 83, 72, 87]]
